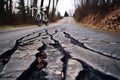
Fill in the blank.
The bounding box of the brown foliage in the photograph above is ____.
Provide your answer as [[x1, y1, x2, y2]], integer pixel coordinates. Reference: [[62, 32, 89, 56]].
[[73, 0, 120, 30], [74, 0, 120, 21]]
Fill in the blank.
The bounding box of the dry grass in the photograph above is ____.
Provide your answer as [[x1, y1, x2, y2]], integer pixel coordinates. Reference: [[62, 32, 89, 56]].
[[0, 24, 35, 31], [74, 20, 120, 33]]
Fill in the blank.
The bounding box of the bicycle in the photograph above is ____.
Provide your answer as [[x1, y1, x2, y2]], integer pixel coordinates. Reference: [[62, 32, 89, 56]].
[[31, 7, 49, 26]]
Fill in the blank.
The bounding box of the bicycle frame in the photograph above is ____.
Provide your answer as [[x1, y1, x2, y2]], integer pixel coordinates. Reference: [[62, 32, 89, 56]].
[[31, 7, 48, 26]]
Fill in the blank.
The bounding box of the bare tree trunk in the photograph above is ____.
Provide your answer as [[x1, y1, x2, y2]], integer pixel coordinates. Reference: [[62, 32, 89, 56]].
[[54, 0, 59, 15], [27, 0, 30, 15], [0, 0, 5, 24], [40, 0, 44, 8], [51, 0, 59, 21], [8, 0, 13, 24], [20, 0, 26, 22], [33, 0, 38, 7], [30, 0, 33, 16], [47, 0, 51, 18], [55, 0, 59, 7], [6, 0, 8, 13], [47, 0, 51, 12], [33, 0, 38, 17], [9, 0, 12, 14], [52, 0, 55, 21]]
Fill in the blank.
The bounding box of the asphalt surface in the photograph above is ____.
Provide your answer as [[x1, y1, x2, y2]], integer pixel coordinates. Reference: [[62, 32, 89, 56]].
[[0, 17, 120, 80]]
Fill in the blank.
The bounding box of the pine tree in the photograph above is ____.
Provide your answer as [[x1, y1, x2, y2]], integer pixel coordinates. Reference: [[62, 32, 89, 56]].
[[64, 11, 69, 17]]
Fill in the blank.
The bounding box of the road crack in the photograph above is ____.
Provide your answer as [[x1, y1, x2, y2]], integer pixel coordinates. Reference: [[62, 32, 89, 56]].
[[0, 32, 41, 73], [63, 32, 120, 60], [46, 30, 119, 80], [17, 41, 48, 80]]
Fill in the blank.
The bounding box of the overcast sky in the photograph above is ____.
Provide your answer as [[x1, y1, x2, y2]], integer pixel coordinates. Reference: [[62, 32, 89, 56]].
[[44, 0, 74, 16], [57, 0, 74, 16]]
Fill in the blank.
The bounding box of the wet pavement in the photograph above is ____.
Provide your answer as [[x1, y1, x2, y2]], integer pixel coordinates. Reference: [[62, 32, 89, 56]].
[[0, 17, 120, 80]]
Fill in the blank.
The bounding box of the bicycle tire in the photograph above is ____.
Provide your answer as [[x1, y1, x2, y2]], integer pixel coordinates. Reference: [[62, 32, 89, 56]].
[[42, 20, 48, 26], [35, 14, 42, 26]]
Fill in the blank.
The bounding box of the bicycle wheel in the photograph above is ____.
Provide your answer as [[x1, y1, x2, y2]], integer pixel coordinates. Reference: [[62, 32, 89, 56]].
[[45, 21, 48, 26], [43, 15, 49, 26], [35, 14, 42, 26]]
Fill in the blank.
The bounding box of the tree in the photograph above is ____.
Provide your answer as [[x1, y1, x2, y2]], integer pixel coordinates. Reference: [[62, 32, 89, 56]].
[[0, 0, 5, 24], [40, 0, 44, 8], [51, 0, 59, 21], [55, 0, 59, 8], [47, 0, 51, 12], [9, 0, 12, 14], [6, 0, 13, 24], [57, 12, 62, 19], [64, 11, 69, 17], [17, 0, 26, 22], [26, 0, 30, 15], [52, 0, 55, 17], [0, 0, 13, 25], [17, 0, 25, 15], [32, 0, 38, 17], [47, 0, 51, 18]]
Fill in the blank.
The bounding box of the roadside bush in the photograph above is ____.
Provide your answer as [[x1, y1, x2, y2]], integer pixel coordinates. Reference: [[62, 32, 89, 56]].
[[48, 12, 63, 22]]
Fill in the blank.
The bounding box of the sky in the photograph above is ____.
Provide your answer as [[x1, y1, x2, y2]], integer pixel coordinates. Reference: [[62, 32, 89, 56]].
[[57, 0, 74, 16], [43, 0, 74, 16]]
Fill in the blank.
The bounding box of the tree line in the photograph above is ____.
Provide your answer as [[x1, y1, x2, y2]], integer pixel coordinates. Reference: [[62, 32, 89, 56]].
[[0, 0, 61, 26], [74, 0, 120, 21]]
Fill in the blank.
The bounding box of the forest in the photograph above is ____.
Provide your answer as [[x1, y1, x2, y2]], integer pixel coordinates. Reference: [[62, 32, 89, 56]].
[[0, 0, 62, 26], [73, 0, 120, 30]]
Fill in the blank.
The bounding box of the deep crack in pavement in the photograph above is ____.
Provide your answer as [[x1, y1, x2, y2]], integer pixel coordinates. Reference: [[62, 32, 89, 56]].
[[17, 42, 48, 80], [0, 28, 119, 80], [0, 32, 41, 73], [46, 30, 119, 80], [63, 32, 120, 60]]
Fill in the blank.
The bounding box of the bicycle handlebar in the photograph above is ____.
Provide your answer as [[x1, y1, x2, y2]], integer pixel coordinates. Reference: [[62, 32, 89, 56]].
[[30, 7, 44, 10]]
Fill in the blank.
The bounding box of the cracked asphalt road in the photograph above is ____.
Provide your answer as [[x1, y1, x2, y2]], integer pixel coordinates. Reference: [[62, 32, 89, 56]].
[[0, 17, 120, 80]]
